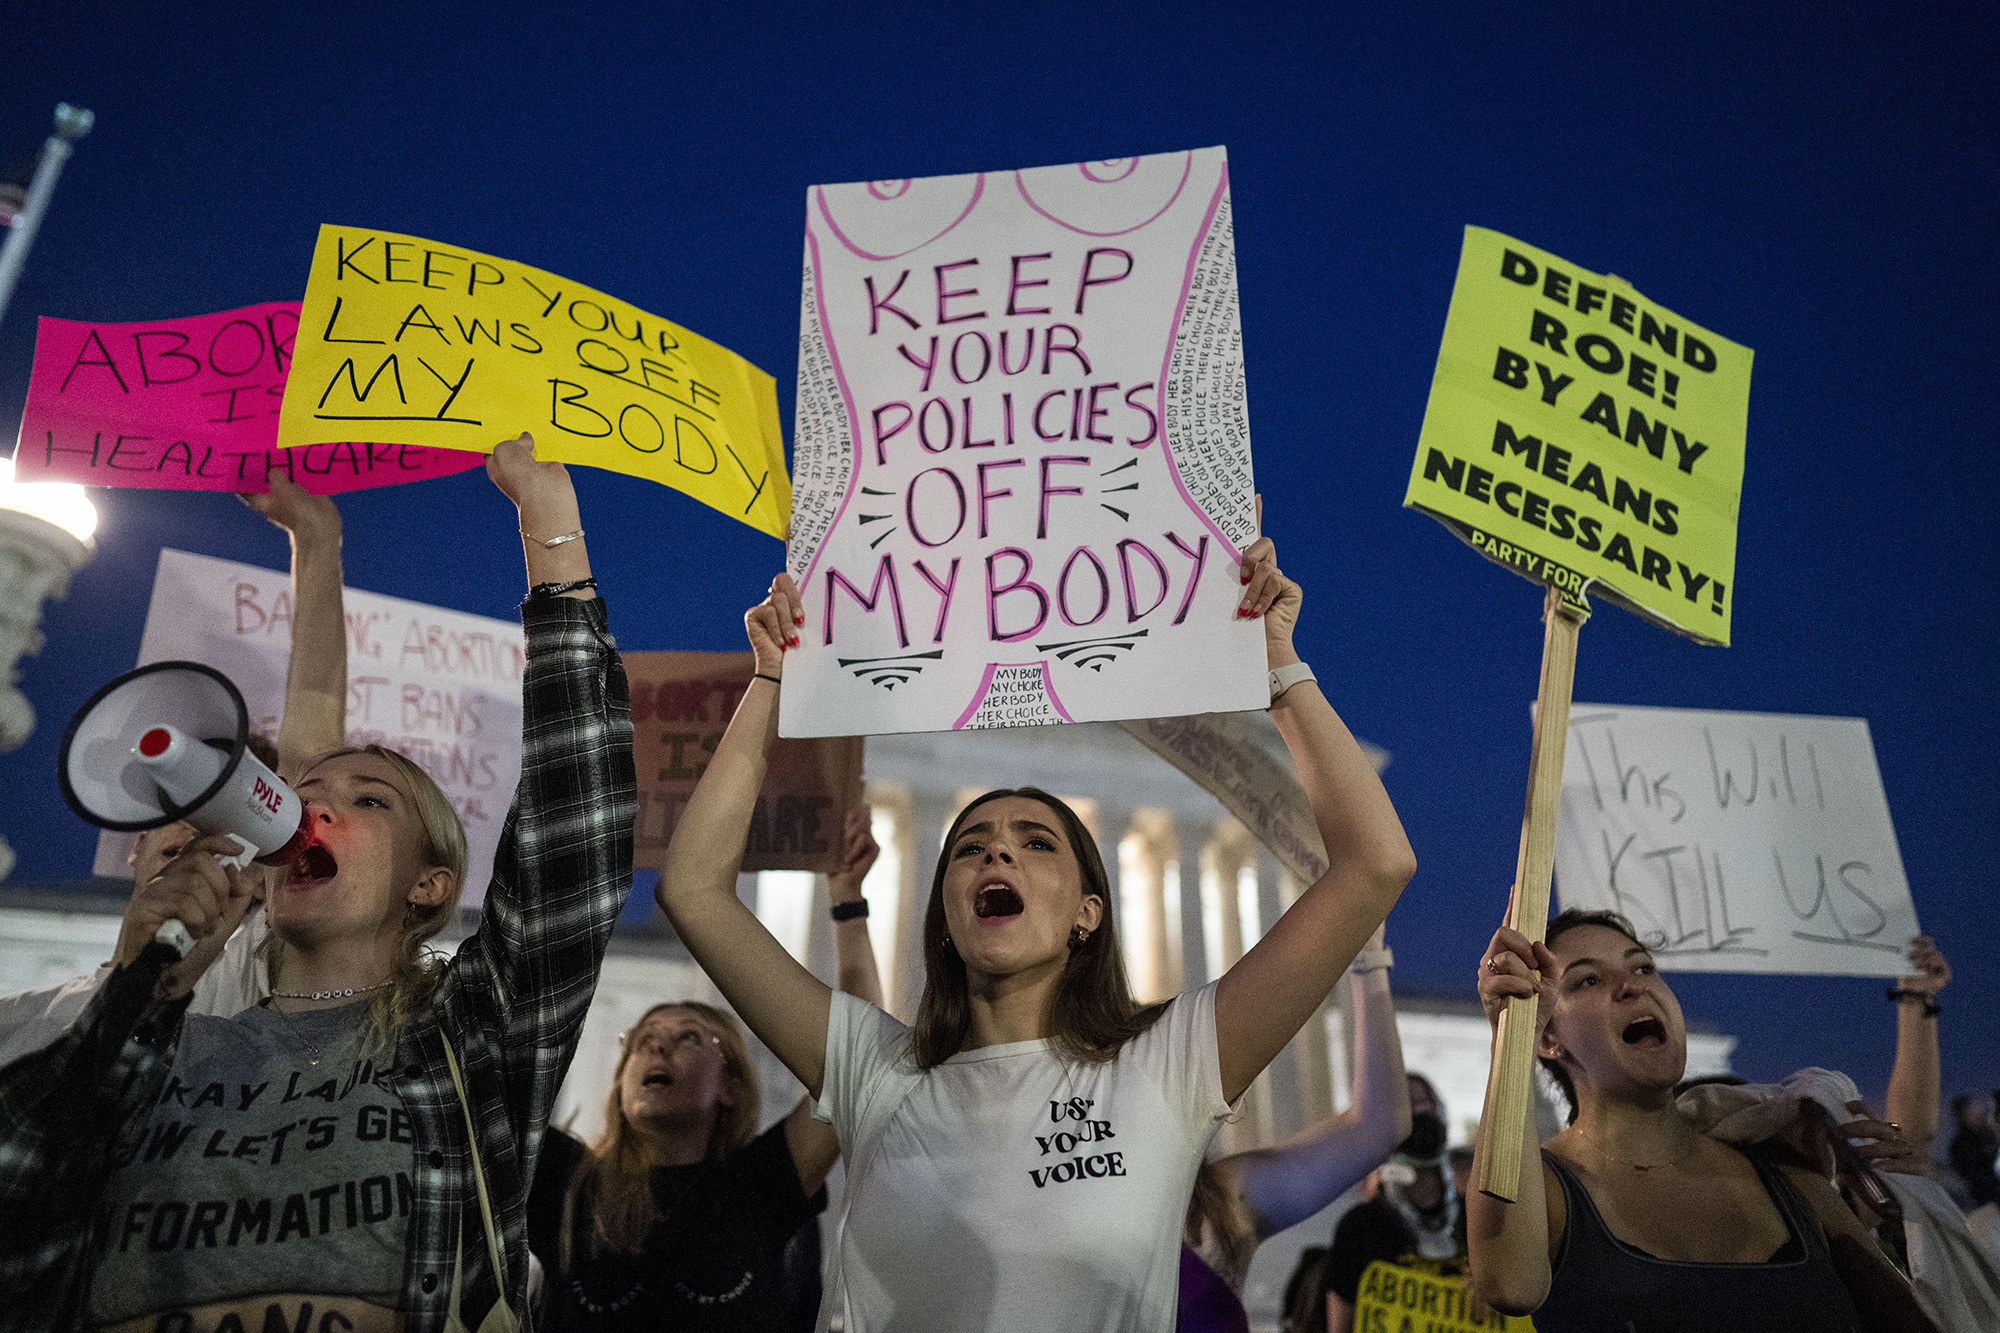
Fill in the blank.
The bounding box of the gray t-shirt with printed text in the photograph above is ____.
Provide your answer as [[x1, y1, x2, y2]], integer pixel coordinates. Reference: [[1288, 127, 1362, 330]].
[[88, 999, 414, 1324]]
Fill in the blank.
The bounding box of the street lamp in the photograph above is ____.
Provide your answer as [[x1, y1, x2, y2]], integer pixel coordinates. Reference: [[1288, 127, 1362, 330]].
[[0, 102, 93, 334], [0, 455, 97, 880]]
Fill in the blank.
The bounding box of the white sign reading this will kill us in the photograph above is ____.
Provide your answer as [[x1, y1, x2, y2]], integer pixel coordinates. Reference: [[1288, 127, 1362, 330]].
[[1554, 704, 1919, 977]]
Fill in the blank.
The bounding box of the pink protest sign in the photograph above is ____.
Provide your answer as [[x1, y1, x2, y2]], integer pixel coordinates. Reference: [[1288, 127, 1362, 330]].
[[12, 302, 487, 493]]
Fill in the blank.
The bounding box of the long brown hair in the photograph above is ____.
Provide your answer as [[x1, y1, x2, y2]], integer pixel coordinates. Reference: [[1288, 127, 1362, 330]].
[[563, 1002, 761, 1263], [913, 787, 1167, 1069], [1184, 1159, 1258, 1289], [266, 745, 468, 1050]]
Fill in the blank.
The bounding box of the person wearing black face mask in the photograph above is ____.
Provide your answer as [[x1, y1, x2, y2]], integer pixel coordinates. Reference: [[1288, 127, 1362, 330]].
[[1324, 1076, 1471, 1333]]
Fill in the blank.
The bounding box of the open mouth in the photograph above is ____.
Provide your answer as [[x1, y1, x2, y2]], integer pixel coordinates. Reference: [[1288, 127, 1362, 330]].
[[974, 885, 1024, 919], [641, 1070, 673, 1087], [1622, 1016, 1667, 1047], [290, 843, 339, 885]]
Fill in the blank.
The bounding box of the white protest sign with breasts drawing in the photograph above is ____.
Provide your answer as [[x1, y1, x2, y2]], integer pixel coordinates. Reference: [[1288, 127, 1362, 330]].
[[94, 549, 524, 905], [1554, 703, 1919, 976], [782, 146, 1267, 737]]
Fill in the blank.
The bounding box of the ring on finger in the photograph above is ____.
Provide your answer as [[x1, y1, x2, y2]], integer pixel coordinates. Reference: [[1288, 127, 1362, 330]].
[[1485, 955, 1503, 973]]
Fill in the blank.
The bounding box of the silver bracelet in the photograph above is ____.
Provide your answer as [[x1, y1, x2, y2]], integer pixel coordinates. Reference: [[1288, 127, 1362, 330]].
[[523, 528, 584, 549]]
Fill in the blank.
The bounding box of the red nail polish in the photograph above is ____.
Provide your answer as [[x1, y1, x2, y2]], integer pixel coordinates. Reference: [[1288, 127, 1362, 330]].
[[1240, 573, 1250, 585], [794, 615, 804, 625]]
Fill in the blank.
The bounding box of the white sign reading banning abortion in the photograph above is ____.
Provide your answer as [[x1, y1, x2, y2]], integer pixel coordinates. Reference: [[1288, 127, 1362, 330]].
[[94, 549, 524, 904], [782, 146, 1267, 737], [1554, 704, 1919, 976]]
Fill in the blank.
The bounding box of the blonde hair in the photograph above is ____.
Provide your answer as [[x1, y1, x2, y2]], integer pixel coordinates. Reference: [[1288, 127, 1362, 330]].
[[266, 745, 469, 1049], [1184, 1159, 1258, 1290], [563, 1002, 761, 1263]]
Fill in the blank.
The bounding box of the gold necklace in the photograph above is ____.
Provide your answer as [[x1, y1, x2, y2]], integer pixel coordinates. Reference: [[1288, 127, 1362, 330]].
[[1579, 1128, 1699, 1172]]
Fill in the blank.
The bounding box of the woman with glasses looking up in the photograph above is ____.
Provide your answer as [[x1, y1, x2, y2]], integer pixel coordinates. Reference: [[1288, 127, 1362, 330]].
[[531, 809, 883, 1332]]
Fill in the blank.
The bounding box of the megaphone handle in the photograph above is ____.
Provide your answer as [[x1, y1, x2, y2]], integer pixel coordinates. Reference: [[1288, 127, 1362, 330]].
[[214, 834, 257, 871], [153, 836, 255, 961]]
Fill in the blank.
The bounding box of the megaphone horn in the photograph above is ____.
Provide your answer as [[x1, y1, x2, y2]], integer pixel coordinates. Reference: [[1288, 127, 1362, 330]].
[[59, 661, 317, 958]]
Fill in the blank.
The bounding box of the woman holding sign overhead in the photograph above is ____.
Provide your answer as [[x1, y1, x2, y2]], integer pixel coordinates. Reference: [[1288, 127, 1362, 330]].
[[1467, 908, 1936, 1332], [655, 535, 1416, 1333], [0, 435, 634, 1333]]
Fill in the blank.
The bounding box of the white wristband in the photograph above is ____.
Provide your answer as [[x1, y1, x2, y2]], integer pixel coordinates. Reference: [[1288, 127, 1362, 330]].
[[1268, 660, 1317, 703], [1348, 947, 1394, 975]]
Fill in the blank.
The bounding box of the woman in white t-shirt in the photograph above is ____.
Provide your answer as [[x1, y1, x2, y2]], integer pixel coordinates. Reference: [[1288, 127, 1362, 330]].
[[656, 536, 1416, 1333]]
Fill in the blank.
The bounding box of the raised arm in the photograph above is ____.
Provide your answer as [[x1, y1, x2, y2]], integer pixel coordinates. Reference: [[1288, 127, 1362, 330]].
[[437, 434, 635, 1131], [1214, 537, 1417, 1104], [784, 805, 885, 1192], [1885, 935, 1947, 1154], [656, 573, 834, 1098], [828, 804, 885, 1007], [1221, 927, 1412, 1239], [241, 477, 347, 779], [1467, 925, 1564, 1316]]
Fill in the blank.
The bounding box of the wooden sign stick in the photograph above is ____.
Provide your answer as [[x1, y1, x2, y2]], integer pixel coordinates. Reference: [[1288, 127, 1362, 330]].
[[1476, 583, 1585, 1201]]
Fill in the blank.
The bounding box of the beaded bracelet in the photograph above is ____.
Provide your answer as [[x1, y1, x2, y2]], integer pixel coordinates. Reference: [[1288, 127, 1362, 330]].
[[528, 577, 598, 600]]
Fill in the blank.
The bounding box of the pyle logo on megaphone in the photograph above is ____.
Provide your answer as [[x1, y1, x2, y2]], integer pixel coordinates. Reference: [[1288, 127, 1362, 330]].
[[60, 662, 317, 871]]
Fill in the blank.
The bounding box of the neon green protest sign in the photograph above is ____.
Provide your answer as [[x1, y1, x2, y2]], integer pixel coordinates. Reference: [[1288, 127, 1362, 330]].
[[1406, 227, 1751, 644]]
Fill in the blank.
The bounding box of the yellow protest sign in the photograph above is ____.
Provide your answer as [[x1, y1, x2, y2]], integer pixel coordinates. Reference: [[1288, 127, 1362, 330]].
[[1354, 1259, 1531, 1332], [1406, 227, 1750, 644], [276, 225, 789, 537]]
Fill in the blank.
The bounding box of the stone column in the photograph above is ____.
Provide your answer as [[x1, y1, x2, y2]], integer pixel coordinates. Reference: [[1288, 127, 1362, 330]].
[[0, 506, 92, 882], [859, 781, 912, 1016], [1176, 816, 1209, 991], [900, 785, 958, 1024], [1117, 807, 1178, 1004]]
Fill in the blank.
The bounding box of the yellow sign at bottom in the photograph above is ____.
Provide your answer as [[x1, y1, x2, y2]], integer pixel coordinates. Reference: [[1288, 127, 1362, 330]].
[[1355, 1259, 1532, 1333]]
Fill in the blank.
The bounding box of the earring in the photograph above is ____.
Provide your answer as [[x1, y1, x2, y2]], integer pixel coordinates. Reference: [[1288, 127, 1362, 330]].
[[1069, 925, 1091, 949]]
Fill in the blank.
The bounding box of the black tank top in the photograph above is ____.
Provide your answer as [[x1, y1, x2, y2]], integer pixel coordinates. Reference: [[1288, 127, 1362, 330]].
[[1533, 1148, 1863, 1333]]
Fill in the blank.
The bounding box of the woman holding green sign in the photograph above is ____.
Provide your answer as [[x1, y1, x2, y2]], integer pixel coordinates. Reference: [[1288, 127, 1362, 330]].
[[1468, 910, 1936, 1332]]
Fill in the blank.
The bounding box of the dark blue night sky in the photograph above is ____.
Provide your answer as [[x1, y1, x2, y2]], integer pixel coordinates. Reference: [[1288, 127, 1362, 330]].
[[1, 3, 1993, 1105]]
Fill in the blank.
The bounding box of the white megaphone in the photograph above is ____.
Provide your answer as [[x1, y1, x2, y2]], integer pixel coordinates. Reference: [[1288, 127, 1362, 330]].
[[59, 661, 315, 958]]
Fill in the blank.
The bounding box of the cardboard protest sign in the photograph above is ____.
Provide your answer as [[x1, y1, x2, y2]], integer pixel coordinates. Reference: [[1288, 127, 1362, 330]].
[[12, 304, 486, 493], [1354, 1260, 1530, 1332], [1116, 713, 1333, 886], [274, 226, 789, 536], [94, 549, 524, 905], [626, 651, 862, 873], [1406, 228, 1751, 645], [781, 146, 1267, 737], [1555, 704, 1919, 976]]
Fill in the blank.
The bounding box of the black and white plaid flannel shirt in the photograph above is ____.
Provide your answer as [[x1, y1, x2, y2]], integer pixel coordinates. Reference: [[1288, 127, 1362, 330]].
[[0, 594, 636, 1332]]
